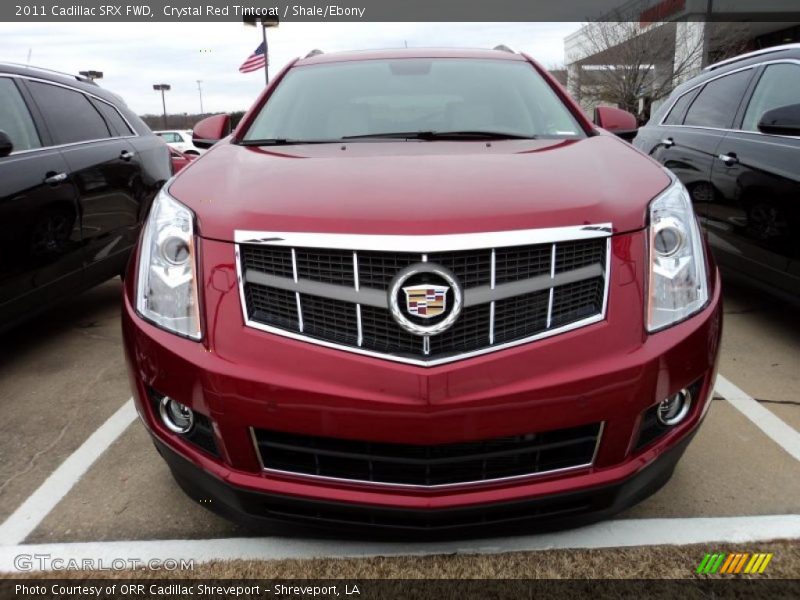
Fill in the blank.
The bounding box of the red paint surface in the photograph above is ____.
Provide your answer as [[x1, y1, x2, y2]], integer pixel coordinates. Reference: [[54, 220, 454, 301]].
[[170, 136, 669, 240]]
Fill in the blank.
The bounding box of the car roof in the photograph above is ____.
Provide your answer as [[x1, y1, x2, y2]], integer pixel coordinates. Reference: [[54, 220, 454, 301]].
[[704, 43, 800, 72], [0, 62, 128, 106], [671, 44, 800, 97], [294, 47, 527, 66]]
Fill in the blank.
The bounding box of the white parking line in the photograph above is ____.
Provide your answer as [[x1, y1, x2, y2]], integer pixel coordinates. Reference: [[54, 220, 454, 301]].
[[0, 399, 136, 547], [1, 514, 798, 572], [715, 375, 800, 462]]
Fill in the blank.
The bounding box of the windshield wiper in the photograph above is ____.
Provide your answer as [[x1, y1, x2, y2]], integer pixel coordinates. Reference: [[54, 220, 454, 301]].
[[341, 130, 537, 141], [238, 138, 338, 146]]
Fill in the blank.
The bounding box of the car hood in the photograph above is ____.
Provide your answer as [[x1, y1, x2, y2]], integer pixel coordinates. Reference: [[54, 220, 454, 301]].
[[169, 135, 669, 241]]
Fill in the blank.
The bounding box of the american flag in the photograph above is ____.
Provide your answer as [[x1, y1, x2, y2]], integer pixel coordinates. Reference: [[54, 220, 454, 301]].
[[239, 41, 267, 74]]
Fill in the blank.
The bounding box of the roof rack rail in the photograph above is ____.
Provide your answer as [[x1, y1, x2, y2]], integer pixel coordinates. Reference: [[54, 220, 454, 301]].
[[704, 43, 800, 71], [305, 49, 324, 58], [493, 44, 515, 54], [1, 62, 98, 84]]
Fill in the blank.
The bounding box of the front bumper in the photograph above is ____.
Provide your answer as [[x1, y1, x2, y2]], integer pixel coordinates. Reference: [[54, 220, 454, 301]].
[[155, 426, 696, 535], [122, 230, 722, 531]]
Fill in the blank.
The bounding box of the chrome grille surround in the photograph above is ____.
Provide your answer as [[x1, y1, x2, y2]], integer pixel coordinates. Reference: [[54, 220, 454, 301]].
[[235, 225, 612, 366], [249, 422, 605, 489]]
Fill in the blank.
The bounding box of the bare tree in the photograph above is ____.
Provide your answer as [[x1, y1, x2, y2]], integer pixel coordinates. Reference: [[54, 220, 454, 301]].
[[572, 17, 750, 116]]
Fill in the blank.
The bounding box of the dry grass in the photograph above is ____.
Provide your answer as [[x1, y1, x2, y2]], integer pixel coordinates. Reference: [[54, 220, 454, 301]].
[[12, 539, 799, 579]]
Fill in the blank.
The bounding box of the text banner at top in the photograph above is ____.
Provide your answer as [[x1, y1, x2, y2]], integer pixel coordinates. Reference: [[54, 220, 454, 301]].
[[4, 0, 800, 22]]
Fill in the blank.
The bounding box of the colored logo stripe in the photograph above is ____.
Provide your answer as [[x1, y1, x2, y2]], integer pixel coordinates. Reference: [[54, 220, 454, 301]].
[[697, 553, 773, 574]]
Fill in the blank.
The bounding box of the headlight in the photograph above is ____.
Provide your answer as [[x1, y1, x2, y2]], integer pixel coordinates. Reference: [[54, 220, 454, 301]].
[[647, 177, 709, 332], [136, 186, 201, 339]]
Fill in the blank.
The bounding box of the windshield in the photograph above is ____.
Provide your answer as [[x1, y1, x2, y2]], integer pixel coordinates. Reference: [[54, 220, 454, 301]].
[[242, 58, 585, 143]]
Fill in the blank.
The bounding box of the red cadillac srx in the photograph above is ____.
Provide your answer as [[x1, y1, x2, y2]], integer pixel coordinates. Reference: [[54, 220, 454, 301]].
[[122, 48, 722, 533]]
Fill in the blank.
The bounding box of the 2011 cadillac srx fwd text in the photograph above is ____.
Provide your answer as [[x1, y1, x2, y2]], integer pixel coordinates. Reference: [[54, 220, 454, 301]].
[[122, 48, 722, 533]]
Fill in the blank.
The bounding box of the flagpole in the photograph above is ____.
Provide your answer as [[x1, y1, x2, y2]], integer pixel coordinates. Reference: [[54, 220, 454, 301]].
[[261, 24, 269, 86]]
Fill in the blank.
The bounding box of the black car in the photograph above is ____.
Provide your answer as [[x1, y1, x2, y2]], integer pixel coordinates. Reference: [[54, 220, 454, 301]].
[[0, 64, 171, 332], [634, 44, 800, 302]]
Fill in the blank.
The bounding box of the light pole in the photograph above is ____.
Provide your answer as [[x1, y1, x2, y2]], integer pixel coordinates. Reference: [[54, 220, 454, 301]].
[[152, 84, 170, 129], [244, 17, 278, 85], [196, 80, 204, 115], [79, 70, 103, 81]]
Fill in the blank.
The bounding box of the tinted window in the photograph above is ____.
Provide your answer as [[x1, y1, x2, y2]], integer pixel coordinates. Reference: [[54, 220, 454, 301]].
[[245, 58, 585, 141], [684, 70, 753, 129], [0, 78, 41, 152], [92, 99, 134, 136], [742, 63, 800, 131], [158, 132, 179, 142], [663, 88, 698, 125], [27, 81, 110, 144]]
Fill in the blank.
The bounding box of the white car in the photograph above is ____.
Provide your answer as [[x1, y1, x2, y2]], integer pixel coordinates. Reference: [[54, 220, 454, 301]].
[[153, 130, 204, 155]]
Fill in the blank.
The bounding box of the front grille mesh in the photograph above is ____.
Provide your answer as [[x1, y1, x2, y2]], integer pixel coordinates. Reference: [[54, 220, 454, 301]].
[[253, 422, 601, 487], [240, 232, 608, 363]]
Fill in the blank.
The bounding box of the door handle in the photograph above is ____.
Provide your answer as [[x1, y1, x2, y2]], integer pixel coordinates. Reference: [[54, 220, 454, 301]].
[[661, 137, 674, 147], [717, 152, 739, 166], [120, 150, 135, 161], [44, 172, 67, 185]]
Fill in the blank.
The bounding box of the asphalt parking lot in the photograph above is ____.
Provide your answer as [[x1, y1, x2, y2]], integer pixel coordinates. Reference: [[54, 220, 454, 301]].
[[0, 276, 798, 571]]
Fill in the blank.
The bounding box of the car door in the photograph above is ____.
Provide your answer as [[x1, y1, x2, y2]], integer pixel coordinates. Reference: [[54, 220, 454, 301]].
[[707, 61, 800, 298], [651, 70, 756, 215], [24, 79, 146, 283], [0, 75, 83, 329]]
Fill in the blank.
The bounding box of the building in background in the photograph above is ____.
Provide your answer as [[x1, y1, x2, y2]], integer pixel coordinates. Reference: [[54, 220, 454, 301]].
[[565, 0, 800, 121]]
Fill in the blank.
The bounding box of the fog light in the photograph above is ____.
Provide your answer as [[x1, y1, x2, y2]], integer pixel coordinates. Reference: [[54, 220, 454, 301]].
[[159, 396, 194, 434], [657, 389, 692, 426]]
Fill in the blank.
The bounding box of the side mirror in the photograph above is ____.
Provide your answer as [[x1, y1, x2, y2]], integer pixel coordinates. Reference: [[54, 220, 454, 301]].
[[757, 104, 800, 136], [0, 130, 13, 157], [192, 114, 231, 149], [594, 106, 638, 141]]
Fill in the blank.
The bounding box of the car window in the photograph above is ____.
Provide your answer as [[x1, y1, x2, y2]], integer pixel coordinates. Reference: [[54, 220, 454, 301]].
[[92, 99, 134, 137], [742, 63, 800, 131], [662, 88, 698, 125], [160, 132, 179, 142], [0, 77, 41, 152], [683, 69, 753, 129], [245, 58, 585, 141], [27, 81, 111, 144]]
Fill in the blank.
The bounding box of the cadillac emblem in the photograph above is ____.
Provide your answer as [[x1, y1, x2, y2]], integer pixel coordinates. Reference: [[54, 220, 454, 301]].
[[388, 263, 463, 336], [403, 285, 448, 319]]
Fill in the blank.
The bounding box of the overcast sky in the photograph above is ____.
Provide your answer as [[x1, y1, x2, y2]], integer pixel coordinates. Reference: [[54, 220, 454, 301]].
[[0, 22, 580, 116]]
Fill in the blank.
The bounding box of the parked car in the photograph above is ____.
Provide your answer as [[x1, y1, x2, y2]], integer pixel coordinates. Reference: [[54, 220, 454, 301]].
[[154, 129, 204, 155], [123, 48, 721, 534], [168, 147, 197, 173], [0, 63, 171, 333], [634, 43, 800, 302]]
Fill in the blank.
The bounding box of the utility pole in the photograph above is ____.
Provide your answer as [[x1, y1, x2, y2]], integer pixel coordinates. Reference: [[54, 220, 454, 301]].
[[701, 0, 714, 67], [197, 80, 204, 114], [153, 84, 171, 129]]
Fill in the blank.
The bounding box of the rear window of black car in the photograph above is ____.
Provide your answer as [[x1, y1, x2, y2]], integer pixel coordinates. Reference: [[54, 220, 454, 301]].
[[92, 98, 134, 137], [683, 69, 753, 129], [662, 88, 699, 125], [27, 81, 111, 144], [244, 58, 585, 142]]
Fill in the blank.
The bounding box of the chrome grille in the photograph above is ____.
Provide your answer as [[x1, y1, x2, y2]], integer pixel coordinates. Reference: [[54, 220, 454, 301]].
[[236, 226, 611, 366]]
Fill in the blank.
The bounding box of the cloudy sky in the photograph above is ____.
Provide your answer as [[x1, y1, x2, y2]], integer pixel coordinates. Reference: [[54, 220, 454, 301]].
[[0, 22, 580, 116]]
